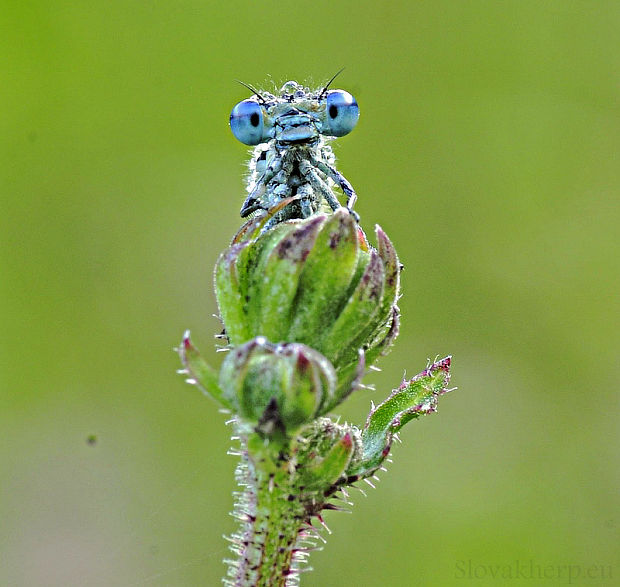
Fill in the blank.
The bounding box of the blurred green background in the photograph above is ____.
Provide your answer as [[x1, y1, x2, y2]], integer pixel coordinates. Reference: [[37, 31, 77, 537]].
[[2, 1, 618, 585]]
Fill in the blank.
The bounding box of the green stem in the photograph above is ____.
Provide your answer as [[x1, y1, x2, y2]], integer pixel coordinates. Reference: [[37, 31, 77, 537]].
[[227, 431, 308, 587]]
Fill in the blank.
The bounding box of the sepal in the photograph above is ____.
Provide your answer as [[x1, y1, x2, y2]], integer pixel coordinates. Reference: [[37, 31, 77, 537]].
[[300, 432, 355, 490], [177, 331, 231, 408]]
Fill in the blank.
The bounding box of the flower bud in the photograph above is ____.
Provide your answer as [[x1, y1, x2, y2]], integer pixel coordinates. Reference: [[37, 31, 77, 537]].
[[215, 208, 400, 407], [219, 337, 337, 433]]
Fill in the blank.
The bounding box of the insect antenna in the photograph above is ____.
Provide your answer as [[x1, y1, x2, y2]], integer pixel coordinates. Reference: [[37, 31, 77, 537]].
[[235, 79, 267, 104], [318, 67, 345, 99]]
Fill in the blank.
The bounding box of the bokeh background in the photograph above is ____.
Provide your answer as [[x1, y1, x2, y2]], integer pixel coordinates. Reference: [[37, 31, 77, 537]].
[[2, 1, 618, 585]]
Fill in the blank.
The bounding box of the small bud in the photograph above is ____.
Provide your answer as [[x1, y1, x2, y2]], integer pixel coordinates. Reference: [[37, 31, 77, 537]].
[[219, 337, 337, 433]]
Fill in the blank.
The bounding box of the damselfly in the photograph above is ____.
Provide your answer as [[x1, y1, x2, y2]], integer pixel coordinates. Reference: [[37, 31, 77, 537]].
[[229, 75, 360, 226]]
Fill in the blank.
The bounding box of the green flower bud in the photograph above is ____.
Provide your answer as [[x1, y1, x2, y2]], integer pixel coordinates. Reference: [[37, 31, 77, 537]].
[[219, 337, 337, 433], [215, 208, 401, 407]]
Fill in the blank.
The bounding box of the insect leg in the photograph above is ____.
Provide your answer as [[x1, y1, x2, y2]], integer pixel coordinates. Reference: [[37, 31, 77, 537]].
[[240, 179, 266, 216], [312, 158, 357, 211], [296, 184, 315, 218], [240, 156, 282, 217], [301, 163, 342, 212]]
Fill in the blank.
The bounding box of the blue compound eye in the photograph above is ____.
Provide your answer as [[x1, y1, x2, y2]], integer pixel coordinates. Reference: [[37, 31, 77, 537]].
[[323, 90, 359, 137], [230, 99, 266, 145]]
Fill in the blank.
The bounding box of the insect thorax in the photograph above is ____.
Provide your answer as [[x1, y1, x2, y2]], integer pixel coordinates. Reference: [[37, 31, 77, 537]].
[[247, 140, 338, 215]]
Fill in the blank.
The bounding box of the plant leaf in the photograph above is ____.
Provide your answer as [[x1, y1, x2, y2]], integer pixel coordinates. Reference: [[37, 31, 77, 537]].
[[347, 356, 452, 478]]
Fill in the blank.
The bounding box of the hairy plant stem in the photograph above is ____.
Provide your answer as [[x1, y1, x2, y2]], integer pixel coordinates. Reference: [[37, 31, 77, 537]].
[[230, 428, 308, 587]]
